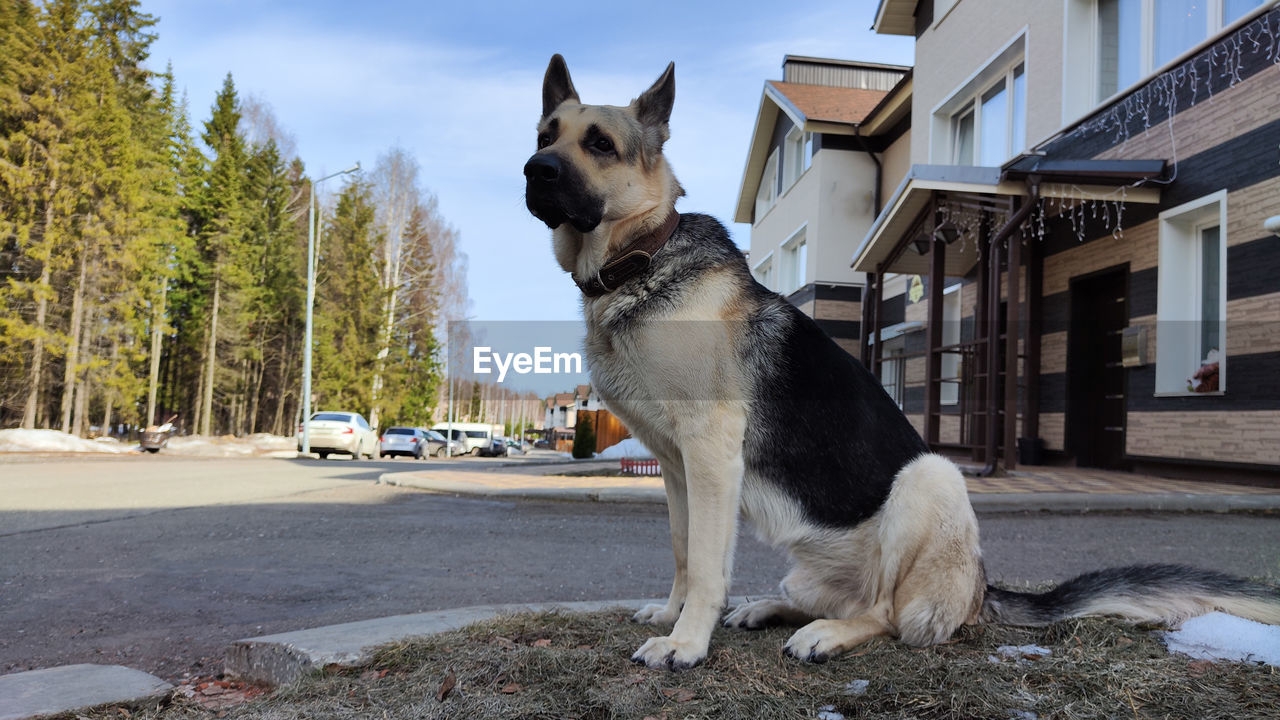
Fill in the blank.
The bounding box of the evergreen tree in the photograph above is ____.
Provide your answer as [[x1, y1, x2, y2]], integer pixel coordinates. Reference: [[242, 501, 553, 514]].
[[572, 413, 595, 459], [312, 179, 382, 415]]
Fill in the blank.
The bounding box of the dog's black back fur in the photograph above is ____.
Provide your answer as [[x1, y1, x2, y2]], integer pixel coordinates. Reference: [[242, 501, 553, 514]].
[[607, 213, 926, 529]]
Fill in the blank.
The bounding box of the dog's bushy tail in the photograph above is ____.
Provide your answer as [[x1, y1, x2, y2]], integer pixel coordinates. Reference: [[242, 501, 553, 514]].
[[981, 564, 1280, 627]]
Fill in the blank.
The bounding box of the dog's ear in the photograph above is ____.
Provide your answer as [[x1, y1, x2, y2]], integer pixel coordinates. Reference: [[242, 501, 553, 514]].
[[633, 61, 675, 129], [542, 54, 579, 119]]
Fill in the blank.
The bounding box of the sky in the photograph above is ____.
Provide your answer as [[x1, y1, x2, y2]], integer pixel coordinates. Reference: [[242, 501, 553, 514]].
[[143, 0, 913, 394]]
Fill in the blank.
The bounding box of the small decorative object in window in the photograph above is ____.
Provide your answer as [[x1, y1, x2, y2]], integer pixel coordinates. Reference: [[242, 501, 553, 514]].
[[1188, 349, 1220, 393]]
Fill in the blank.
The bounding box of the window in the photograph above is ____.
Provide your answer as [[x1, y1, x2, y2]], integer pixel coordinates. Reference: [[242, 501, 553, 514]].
[[754, 148, 779, 221], [941, 284, 962, 405], [949, 63, 1025, 166], [1155, 191, 1227, 395], [1096, 0, 1264, 101], [880, 337, 906, 408], [753, 253, 775, 291], [782, 129, 813, 192], [781, 229, 807, 294]]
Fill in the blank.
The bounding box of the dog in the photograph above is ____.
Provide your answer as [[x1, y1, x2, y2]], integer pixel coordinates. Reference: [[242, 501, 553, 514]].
[[523, 54, 1280, 670]]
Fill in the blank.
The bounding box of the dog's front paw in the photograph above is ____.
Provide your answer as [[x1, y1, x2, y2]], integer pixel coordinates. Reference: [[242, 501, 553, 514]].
[[783, 620, 846, 663], [630, 635, 707, 670], [633, 603, 680, 626]]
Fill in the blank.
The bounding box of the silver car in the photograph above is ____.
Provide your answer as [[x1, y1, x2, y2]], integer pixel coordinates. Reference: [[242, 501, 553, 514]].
[[296, 411, 380, 459], [379, 426, 430, 459], [424, 429, 466, 457]]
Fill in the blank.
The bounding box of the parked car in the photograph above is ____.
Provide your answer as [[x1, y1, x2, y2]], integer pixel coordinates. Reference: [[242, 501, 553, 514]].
[[296, 411, 379, 459], [477, 437, 506, 457], [379, 426, 430, 459], [504, 439, 525, 456], [430, 422, 501, 455], [424, 429, 466, 457], [533, 438, 552, 450]]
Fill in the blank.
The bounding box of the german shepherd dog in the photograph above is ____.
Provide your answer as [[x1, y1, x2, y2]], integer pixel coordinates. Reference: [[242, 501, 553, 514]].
[[523, 55, 1280, 670]]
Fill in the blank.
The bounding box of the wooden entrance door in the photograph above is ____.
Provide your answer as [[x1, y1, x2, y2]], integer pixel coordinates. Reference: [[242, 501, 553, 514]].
[[1067, 267, 1129, 469]]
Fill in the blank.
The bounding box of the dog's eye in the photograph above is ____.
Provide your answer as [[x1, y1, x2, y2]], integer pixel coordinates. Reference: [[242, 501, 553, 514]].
[[537, 133, 551, 149], [592, 136, 614, 154]]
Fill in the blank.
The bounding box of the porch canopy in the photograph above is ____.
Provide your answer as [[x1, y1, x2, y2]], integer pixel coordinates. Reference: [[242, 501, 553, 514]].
[[851, 161, 1166, 276], [850, 158, 1166, 472]]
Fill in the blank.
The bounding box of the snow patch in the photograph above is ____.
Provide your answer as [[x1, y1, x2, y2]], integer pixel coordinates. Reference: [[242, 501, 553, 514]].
[[1162, 611, 1280, 666], [0, 429, 136, 454], [595, 437, 653, 459]]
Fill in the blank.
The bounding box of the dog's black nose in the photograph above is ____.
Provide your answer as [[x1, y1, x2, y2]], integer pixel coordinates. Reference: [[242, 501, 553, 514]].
[[524, 153, 561, 183]]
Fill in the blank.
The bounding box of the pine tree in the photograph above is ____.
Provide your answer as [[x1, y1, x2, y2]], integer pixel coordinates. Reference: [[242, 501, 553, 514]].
[[312, 179, 382, 415], [194, 73, 247, 435], [572, 412, 595, 459]]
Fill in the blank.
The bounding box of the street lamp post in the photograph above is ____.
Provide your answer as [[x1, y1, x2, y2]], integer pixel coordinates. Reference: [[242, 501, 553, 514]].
[[301, 162, 360, 457]]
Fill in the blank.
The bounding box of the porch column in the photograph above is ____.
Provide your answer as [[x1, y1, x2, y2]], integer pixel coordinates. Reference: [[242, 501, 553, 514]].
[[872, 264, 885, 380], [1003, 229, 1022, 470], [860, 273, 874, 367], [924, 234, 945, 445], [1022, 234, 1042, 448]]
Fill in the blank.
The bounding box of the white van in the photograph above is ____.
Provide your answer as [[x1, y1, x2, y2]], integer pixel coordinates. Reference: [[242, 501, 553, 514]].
[[431, 422, 503, 455]]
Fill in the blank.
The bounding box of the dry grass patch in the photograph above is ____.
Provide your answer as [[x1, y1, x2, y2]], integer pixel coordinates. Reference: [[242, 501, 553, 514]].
[[71, 608, 1277, 720]]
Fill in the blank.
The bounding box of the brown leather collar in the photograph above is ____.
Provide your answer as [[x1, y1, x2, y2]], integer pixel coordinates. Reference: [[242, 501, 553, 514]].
[[574, 212, 681, 298]]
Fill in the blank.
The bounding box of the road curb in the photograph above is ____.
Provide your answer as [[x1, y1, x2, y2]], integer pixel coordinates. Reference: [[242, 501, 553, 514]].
[[225, 600, 653, 686], [0, 664, 172, 720], [377, 472, 667, 504], [970, 492, 1280, 513], [380, 471, 1280, 513]]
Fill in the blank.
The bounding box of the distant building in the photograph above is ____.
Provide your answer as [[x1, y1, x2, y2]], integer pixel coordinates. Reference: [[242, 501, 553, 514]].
[[735, 55, 911, 355]]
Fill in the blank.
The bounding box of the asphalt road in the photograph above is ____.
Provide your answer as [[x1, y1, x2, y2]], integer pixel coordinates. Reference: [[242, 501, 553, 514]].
[[1, 455, 1277, 682]]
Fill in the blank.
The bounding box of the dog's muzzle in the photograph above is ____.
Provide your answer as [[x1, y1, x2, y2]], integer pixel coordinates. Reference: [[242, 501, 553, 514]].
[[523, 152, 601, 233]]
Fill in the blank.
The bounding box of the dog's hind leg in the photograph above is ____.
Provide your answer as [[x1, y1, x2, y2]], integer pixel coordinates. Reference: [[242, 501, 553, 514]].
[[631, 404, 745, 670], [723, 597, 816, 629], [634, 445, 688, 627]]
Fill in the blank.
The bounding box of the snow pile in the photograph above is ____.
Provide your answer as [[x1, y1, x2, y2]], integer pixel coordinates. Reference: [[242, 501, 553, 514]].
[[165, 434, 295, 458], [0, 429, 136, 454], [1163, 611, 1280, 666], [595, 437, 653, 459]]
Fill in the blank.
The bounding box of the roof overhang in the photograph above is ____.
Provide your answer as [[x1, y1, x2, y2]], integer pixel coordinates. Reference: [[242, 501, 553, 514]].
[[734, 84, 865, 223], [873, 0, 918, 35], [851, 162, 1165, 276], [859, 71, 912, 136]]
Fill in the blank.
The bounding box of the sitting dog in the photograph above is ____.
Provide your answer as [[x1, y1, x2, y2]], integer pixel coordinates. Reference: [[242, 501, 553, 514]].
[[522, 54, 1280, 670]]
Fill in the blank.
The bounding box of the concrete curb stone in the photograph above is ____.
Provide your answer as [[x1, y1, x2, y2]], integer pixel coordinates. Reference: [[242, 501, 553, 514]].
[[227, 599, 651, 686], [0, 664, 172, 720]]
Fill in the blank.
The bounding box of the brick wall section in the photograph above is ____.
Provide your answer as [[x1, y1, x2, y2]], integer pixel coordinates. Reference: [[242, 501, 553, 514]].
[[904, 413, 925, 439], [1097, 64, 1280, 166], [1228, 175, 1280, 248], [1127, 411, 1280, 465], [815, 299, 862, 322], [1227, 292, 1280, 356], [1041, 331, 1067, 375], [906, 296, 927, 323], [1040, 412, 1065, 450]]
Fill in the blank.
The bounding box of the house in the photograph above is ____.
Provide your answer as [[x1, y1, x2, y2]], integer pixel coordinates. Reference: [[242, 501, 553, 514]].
[[734, 56, 911, 354], [853, 0, 1280, 480], [542, 384, 604, 441]]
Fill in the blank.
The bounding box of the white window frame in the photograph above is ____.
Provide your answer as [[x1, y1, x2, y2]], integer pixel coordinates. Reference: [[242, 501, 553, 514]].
[[783, 128, 805, 191], [1070, 0, 1266, 115], [948, 63, 1025, 166], [781, 226, 807, 295], [930, 30, 1027, 166], [752, 251, 776, 291], [1154, 190, 1228, 396], [941, 283, 962, 405], [754, 148, 780, 222]]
